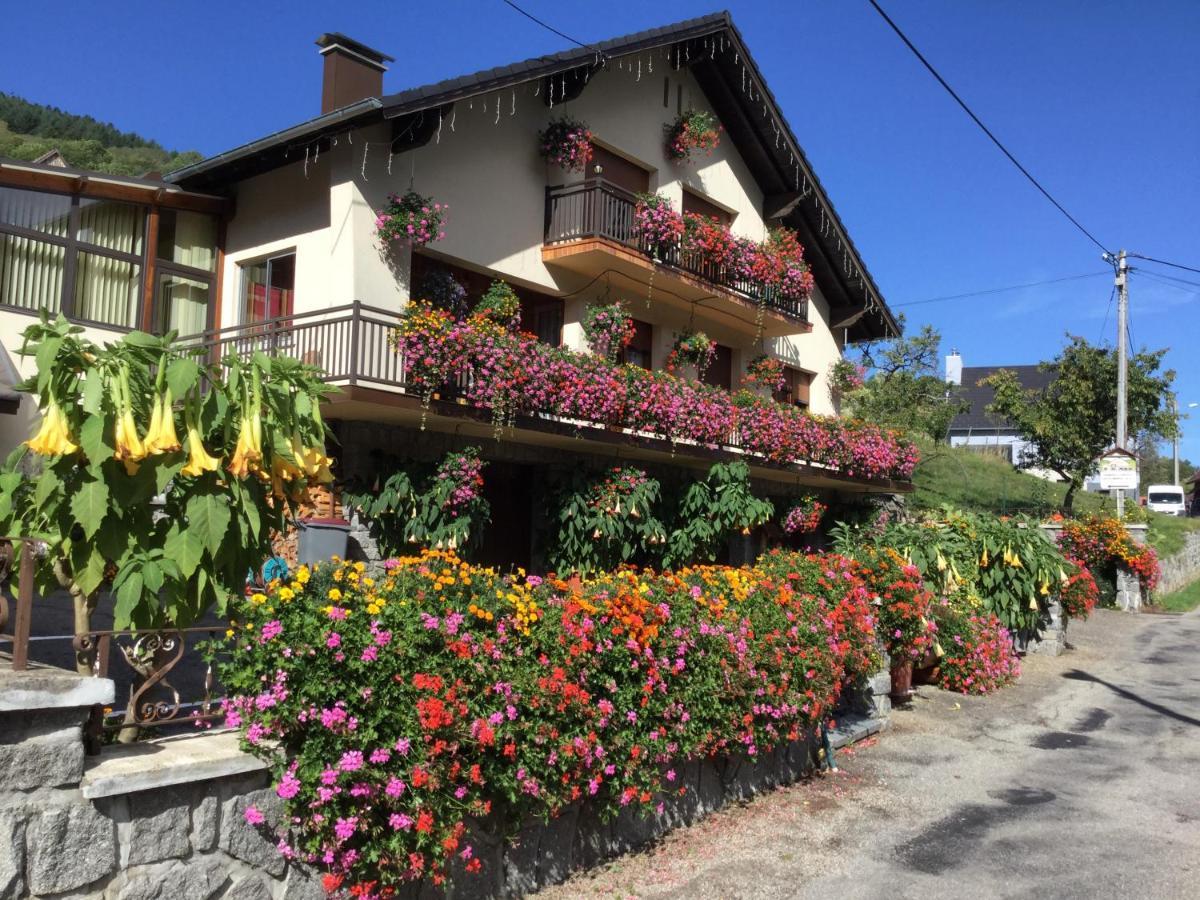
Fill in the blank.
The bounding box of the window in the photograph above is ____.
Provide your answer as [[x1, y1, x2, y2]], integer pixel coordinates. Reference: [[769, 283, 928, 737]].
[[590, 145, 649, 194], [523, 297, 564, 347], [241, 253, 295, 324], [775, 366, 811, 409], [622, 319, 653, 369], [153, 208, 218, 335], [0, 186, 146, 328], [681, 189, 732, 226], [701, 344, 733, 391]]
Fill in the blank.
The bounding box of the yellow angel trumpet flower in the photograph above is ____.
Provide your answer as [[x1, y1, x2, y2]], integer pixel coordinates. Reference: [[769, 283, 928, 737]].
[[298, 441, 334, 485], [227, 410, 263, 479], [180, 409, 220, 477], [112, 369, 147, 475], [25, 396, 79, 457], [144, 388, 181, 455]]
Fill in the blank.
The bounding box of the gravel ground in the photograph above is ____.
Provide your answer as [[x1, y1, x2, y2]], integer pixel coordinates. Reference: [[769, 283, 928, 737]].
[[540, 608, 1200, 900]]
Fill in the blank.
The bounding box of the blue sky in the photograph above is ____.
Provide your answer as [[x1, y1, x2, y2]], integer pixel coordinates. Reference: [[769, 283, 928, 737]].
[[4, 1, 1198, 457]]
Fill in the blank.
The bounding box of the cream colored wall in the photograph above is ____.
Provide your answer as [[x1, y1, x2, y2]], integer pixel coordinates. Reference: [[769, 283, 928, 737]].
[[215, 58, 848, 415]]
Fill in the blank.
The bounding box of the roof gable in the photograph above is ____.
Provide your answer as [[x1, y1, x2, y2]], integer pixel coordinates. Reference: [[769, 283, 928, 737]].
[[950, 364, 1057, 433]]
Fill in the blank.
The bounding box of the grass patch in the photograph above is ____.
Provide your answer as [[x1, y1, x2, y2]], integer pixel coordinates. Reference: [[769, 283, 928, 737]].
[[906, 439, 1200, 556], [1154, 578, 1200, 613]]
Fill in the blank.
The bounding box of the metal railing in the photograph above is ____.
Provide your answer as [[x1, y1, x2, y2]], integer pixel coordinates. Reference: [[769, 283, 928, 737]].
[[544, 178, 809, 322]]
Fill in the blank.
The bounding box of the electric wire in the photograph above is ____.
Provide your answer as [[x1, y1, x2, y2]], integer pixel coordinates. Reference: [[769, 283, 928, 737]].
[[1127, 253, 1200, 277], [1131, 269, 1200, 292], [1099, 284, 1115, 344], [866, 0, 1110, 255], [499, 0, 608, 59], [893, 271, 1108, 307]]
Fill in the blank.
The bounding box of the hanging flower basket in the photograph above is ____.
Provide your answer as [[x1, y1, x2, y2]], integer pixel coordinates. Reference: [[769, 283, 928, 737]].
[[667, 330, 716, 378], [666, 109, 722, 162], [537, 116, 595, 173], [743, 353, 787, 395], [582, 302, 636, 362], [782, 495, 827, 534], [375, 191, 446, 246], [471, 280, 522, 330]]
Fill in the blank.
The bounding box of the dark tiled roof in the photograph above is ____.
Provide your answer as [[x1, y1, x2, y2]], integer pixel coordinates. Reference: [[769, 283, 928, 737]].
[[949, 365, 1056, 433]]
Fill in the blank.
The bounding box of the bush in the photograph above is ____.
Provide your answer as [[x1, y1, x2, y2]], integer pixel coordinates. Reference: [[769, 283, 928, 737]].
[[1058, 515, 1161, 594], [931, 606, 1020, 694], [220, 549, 884, 893]]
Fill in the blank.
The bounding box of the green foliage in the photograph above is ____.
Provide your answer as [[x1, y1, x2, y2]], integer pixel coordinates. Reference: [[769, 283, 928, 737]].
[[1155, 578, 1200, 613], [0, 94, 202, 176], [342, 448, 490, 558], [663, 461, 773, 566], [0, 313, 331, 630], [984, 335, 1176, 510], [841, 322, 968, 441], [473, 280, 521, 327], [548, 467, 667, 575]]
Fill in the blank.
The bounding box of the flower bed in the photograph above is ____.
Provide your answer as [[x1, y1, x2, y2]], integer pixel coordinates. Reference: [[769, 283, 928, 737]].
[[931, 608, 1020, 694], [221, 549, 889, 895], [1057, 515, 1160, 593], [393, 306, 919, 483]]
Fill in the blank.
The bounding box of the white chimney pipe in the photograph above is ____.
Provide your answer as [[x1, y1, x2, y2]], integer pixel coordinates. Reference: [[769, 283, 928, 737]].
[[946, 349, 962, 386]]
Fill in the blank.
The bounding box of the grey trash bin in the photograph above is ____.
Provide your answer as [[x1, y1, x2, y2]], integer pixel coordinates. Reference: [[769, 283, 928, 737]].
[[297, 517, 351, 564]]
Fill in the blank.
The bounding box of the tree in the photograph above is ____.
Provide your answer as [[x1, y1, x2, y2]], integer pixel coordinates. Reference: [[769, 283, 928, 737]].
[[984, 335, 1176, 511], [1137, 442, 1195, 488], [0, 314, 334, 674], [838, 320, 968, 442]]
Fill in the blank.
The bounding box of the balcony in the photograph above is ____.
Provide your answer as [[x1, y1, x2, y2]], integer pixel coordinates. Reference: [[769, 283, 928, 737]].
[[178, 303, 911, 494], [543, 179, 811, 338]]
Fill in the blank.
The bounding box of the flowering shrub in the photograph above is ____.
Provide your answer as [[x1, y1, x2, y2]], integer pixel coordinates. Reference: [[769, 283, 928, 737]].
[[744, 354, 787, 393], [1057, 515, 1160, 593], [221, 548, 884, 895], [375, 191, 446, 246], [472, 281, 521, 330], [391, 311, 919, 482], [417, 269, 468, 319], [548, 467, 668, 574], [782, 495, 827, 535], [666, 330, 716, 376], [932, 607, 1020, 694], [852, 547, 937, 662], [829, 359, 866, 396], [581, 302, 636, 362], [538, 116, 594, 172], [632, 192, 685, 256], [666, 109, 722, 161], [1058, 560, 1099, 621]]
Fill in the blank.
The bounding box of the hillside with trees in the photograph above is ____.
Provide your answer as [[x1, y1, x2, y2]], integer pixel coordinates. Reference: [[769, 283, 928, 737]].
[[0, 92, 201, 176]]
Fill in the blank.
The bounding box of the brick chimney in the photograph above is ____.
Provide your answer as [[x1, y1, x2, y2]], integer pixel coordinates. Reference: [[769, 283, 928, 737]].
[[315, 33, 394, 114]]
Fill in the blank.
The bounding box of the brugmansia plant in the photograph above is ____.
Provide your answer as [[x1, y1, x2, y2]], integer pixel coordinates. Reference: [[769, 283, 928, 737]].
[[548, 467, 668, 575], [0, 313, 334, 656], [664, 461, 773, 566]]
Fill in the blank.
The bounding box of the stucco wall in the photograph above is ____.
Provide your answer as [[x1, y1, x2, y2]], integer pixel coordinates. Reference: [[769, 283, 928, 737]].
[[216, 62, 849, 415]]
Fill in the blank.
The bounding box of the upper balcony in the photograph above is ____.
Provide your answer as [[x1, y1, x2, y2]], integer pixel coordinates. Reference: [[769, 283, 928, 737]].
[[543, 179, 811, 338]]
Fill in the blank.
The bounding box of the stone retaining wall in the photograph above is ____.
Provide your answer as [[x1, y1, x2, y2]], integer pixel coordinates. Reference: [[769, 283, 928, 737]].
[[1157, 529, 1200, 596], [1, 661, 890, 899]]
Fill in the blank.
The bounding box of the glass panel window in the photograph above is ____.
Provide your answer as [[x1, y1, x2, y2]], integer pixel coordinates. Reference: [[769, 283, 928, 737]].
[[78, 198, 144, 256], [157, 209, 217, 273], [156, 272, 210, 335], [0, 186, 71, 237], [74, 251, 139, 327], [0, 233, 65, 312], [242, 253, 295, 323]]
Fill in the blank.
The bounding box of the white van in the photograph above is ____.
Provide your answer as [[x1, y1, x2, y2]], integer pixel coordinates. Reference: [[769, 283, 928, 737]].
[[1146, 484, 1187, 517]]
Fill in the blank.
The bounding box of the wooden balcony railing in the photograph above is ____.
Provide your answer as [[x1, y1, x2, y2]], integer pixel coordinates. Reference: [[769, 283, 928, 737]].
[[544, 178, 809, 323]]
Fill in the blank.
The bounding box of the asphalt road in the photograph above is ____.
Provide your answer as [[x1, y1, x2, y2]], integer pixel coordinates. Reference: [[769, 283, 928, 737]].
[[542, 608, 1200, 899]]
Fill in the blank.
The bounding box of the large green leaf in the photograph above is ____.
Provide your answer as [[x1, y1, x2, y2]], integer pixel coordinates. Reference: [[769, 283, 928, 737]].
[[78, 414, 113, 466], [73, 547, 108, 597], [113, 570, 145, 629], [81, 372, 105, 415], [164, 525, 205, 578], [166, 357, 200, 400], [187, 492, 232, 557], [33, 466, 59, 508], [70, 478, 109, 539]]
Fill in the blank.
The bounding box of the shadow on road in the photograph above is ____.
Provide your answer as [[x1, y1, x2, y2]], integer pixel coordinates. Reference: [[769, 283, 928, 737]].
[[1063, 668, 1200, 728]]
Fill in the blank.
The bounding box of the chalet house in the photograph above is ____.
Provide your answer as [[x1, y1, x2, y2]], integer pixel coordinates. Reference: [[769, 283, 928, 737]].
[[0, 13, 905, 568]]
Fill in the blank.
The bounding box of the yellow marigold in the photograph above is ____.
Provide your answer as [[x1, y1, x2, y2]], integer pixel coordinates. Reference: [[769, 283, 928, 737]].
[[328, 588, 343, 601], [278, 587, 295, 602], [296, 566, 311, 584], [367, 602, 382, 615]]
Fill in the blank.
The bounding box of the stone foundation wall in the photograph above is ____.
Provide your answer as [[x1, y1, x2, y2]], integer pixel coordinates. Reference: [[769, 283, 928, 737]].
[[1157, 529, 1200, 596]]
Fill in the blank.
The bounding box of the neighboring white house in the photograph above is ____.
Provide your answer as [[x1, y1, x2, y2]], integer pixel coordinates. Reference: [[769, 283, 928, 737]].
[[945, 350, 1064, 482]]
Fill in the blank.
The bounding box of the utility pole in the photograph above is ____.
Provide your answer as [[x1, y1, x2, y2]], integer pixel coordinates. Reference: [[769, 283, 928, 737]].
[[1115, 249, 1129, 517], [1173, 393, 1181, 486]]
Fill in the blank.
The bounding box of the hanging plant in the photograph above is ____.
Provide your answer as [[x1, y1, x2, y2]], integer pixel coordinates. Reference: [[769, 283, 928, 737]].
[[472, 280, 522, 330], [417, 268, 468, 319], [375, 190, 447, 246], [632, 192, 685, 258], [743, 354, 787, 393], [666, 330, 716, 376], [582, 301, 636, 362], [829, 359, 866, 398], [537, 115, 594, 172], [783, 495, 827, 534], [666, 109, 722, 161]]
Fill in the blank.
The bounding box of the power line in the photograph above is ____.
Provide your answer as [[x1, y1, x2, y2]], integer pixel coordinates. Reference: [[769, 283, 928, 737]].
[[1099, 284, 1116, 344], [498, 0, 607, 58], [1130, 268, 1200, 292], [1128, 253, 1200, 276], [866, 0, 1111, 255], [893, 271, 1108, 307]]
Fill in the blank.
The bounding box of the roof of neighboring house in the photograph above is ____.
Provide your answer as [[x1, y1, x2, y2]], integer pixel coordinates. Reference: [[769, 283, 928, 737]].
[[31, 148, 68, 168], [949, 365, 1056, 434], [164, 11, 898, 341]]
